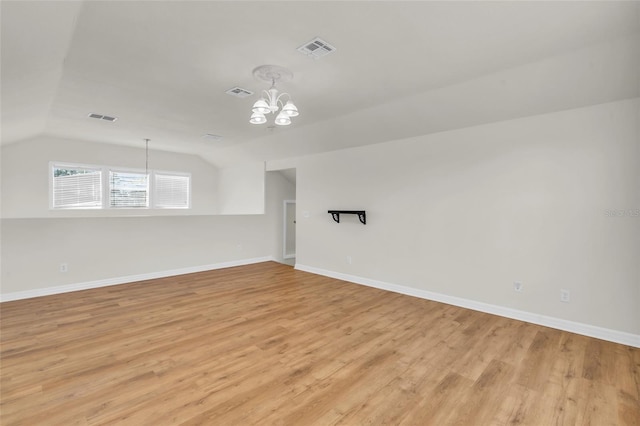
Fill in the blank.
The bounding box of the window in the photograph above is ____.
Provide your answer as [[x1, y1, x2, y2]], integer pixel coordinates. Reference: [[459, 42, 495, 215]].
[[52, 164, 102, 209], [154, 173, 190, 209], [110, 170, 149, 208], [50, 162, 191, 210]]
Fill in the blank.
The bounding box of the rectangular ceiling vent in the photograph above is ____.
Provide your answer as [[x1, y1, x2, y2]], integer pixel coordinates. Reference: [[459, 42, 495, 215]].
[[88, 113, 118, 122], [225, 87, 254, 98], [297, 37, 336, 59]]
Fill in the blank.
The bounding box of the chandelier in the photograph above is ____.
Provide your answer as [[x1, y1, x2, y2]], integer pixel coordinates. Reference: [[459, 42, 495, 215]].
[[250, 65, 299, 126]]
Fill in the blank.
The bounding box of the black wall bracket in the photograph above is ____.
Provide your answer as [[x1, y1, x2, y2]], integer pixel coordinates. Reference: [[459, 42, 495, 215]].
[[328, 210, 366, 225]]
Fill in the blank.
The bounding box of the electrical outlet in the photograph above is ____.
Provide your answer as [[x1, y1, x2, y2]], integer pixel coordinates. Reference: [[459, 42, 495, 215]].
[[59, 263, 68, 273], [237, 244, 243, 251], [560, 289, 570, 303], [513, 281, 523, 292], [346, 256, 352, 264]]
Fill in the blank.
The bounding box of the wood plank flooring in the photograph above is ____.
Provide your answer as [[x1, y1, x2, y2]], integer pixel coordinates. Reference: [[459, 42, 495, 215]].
[[1, 261, 638, 425]]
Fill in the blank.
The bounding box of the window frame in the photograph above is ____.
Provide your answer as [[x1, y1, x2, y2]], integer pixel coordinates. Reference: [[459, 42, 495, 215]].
[[49, 162, 105, 210], [152, 170, 192, 209], [49, 161, 192, 211], [108, 166, 150, 209]]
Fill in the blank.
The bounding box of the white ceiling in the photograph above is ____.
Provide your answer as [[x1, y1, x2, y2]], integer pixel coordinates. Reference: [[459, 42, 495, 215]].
[[2, 1, 639, 167]]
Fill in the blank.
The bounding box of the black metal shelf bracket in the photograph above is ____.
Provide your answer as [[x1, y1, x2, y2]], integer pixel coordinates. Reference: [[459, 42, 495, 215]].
[[328, 210, 366, 225]]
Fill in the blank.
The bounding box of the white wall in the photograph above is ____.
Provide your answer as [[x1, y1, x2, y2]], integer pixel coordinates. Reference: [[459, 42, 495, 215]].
[[217, 162, 265, 215], [0, 136, 296, 297], [1, 101, 637, 342], [0, 169, 294, 296], [1, 215, 264, 294], [292, 99, 639, 336], [1, 135, 219, 218]]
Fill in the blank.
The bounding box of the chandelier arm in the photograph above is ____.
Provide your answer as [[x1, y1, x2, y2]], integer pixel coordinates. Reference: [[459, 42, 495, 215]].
[[275, 92, 291, 109], [259, 89, 276, 114]]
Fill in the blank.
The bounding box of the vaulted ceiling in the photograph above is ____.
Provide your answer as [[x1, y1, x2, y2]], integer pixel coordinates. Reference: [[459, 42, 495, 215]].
[[2, 1, 639, 167]]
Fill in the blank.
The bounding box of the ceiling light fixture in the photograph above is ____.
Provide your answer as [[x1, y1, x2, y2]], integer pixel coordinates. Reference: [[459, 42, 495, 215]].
[[250, 65, 299, 126], [144, 138, 150, 177]]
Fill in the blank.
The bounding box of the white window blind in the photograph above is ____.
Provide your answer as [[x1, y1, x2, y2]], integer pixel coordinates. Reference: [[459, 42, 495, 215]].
[[109, 170, 149, 208], [154, 173, 190, 208], [51, 162, 191, 210], [52, 165, 102, 208]]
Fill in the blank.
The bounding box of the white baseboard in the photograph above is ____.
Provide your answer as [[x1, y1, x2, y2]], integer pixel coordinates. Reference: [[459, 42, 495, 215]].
[[295, 264, 640, 348], [1, 256, 275, 303]]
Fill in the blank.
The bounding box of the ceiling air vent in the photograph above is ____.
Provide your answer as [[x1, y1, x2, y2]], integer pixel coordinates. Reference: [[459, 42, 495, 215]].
[[88, 113, 118, 122], [297, 37, 336, 59], [225, 87, 254, 98], [202, 133, 223, 142]]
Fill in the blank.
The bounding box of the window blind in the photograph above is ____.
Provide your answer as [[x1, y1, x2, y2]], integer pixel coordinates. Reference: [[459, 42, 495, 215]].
[[109, 170, 149, 208], [51, 162, 191, 210], [52, 165, 102, 208], [154, 173, 190, 208]]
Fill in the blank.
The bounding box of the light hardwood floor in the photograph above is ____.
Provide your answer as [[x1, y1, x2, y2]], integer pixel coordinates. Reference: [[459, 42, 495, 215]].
[[1, 262, 638, 425]]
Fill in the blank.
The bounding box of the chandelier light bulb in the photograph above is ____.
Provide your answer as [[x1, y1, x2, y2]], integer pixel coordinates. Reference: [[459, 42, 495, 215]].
[[282, 101, 299, 117], [252, 99, 270, 114], [274, 113, 291, 126], [249, 112, 267, 124]]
